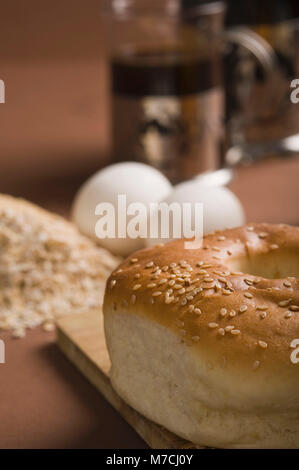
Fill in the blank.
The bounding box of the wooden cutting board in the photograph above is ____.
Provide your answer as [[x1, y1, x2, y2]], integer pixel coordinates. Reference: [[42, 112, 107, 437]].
[[56, 310, 202, 449]]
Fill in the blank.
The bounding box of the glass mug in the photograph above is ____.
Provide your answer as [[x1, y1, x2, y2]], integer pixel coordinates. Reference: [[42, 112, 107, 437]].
[[100, 0, 296, 183]]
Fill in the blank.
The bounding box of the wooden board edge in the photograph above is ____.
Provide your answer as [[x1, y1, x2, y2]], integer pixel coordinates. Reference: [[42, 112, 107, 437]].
[[56, 325, 197, 449]]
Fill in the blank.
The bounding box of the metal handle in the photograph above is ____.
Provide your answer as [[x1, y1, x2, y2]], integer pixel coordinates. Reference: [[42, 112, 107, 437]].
[[225, 26, 277, 75], [224, 26, 299, 166]]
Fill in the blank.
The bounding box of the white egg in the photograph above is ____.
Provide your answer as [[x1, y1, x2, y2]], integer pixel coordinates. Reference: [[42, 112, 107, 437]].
[[145, 179, 245, 247], [72, 162, 172, 256]]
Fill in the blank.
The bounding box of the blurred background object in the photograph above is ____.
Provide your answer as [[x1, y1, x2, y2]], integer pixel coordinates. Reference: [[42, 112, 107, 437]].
[[0, 0, 109, 211], [101, 0, 225, 182], [0, 0, 298, 219], [225, 0, 299, 149]]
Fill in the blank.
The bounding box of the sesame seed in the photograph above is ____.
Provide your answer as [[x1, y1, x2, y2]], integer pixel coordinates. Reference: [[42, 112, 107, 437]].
[[244, 292, 253, 299], [170, 262, 177, 268], [186, 295, 194, 301], [130, 258, 138, 263], [270, 244, 279, 250], [146, 261, 154, 268], [194, 287, 203, 294], [220, 308, 227, 317], [186, 285, 195, 292], [222, 289, 232, 295], [214, 270, 223, 276], [165, 295, 174, 304], [225, 325, 234, 332], [218, 328, 225, 336], [134, 273, 141, 279], [133, 284, 141, 291], [196, 261, 204, 267], [158, 278, 167, 285], [258, 232, 268, 239], [278, 299, 291, 307], [208, 322, 219, 329], [130, 294, 136, 304], [188, 305, 195, 312], [194, 308, 202, 315], [290, 305, 299, 311], [247, 226, 254, 231], [253, 360, 260, 370], [178, 288, 186, 295], [181, 298, 187, 306], [244, 278, 253, 286], [285, 311, 293, 319], [256, 305, 268, 310], [152, 291, 162, 297], [229, 310, 236, 318], [259, 312, 267, 319], [174, 284, 183, 290], [284, 281, 292, 288], [116, 269, 123, 273], [192, 335, 200, 342], [217, 236, 226, 241], [239, 305, 248, 313], [198, 269, 208, 275], [212, 246, 221, 252], [162, 266, 169, 272], [147, 283, 157, 288], [258, 340, 268, 349], [110, 279, 116, 288], [231, 329, 240, 335]]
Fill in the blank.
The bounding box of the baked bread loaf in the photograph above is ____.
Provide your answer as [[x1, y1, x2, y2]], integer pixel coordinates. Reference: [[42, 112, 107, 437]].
[[104, 223, 299, 448]]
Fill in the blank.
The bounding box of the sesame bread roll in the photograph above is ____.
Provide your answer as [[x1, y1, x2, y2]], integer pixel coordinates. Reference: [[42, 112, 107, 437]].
[[104, 223, 299, 448]]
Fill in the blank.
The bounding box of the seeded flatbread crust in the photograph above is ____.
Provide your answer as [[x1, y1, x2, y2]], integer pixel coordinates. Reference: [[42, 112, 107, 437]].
[[104, 223, 299, 448]]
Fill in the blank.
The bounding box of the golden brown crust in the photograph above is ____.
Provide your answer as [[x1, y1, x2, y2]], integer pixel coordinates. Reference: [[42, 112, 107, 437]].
[[104, 223, 299, 377]]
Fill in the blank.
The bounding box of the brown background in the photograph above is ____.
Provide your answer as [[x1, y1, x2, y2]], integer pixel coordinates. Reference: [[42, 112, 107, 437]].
[[0, 0, 299, 449]]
